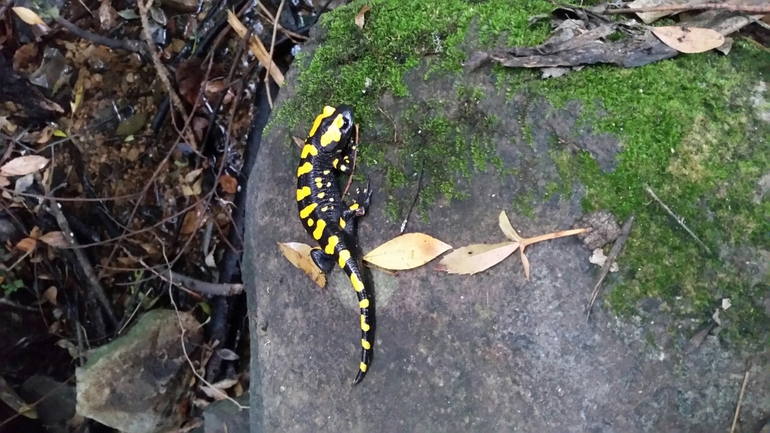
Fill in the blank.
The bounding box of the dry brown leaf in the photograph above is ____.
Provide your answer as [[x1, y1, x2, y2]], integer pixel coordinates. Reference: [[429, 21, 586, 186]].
[[181, 204, 207, 234], [519, 249, 531, 281], [499, 211, 522, 242], [436, 242, 520, 275], [39, 231, 68, 248], [219, 174, 237, 194], [0, 155, 50, 176], [12, 7, 47, 27], [363, 233, 452, 270], [42, 286, 57, 305], [278, 242, 326, 288], [292, 136, 305, 148], [15, 237, 37, 252], [355, 5, 371, 29], [226, 10, 284, 85], [651, 26, 725, 54]]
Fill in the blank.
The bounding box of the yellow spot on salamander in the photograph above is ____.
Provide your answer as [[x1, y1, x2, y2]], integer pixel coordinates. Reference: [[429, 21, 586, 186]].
[[317, 192, 325, 199], [325, 236, 338, 254], [360, 315, 370, 332], [349, 203, 360, 210], [321, 206, 329, 212], [299, 203, 317, 218], [362, 339, 371, 350], [306, 218, 314, 227], [350, 273, 364, 293], [297, 162, 312, 177], [333, 158, 339, 168], [320, 129, 341, 147], [312, 219, 326, 240], [300, 144, 318, 158], [308, 106, 336, 137], [359, 298, 369, 309], [296, 186, 311, 201], [323, 170, 330, 175], [338, 249, 350, 267], [339, 218, 346, 229], [359, 362, 368, 372], [326, 182, 332, 188]]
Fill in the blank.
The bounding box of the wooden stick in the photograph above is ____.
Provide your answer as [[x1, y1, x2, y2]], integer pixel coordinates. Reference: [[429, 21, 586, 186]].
[[587, 214, 634, 320], [730, 369, 750, 433], [644, 184, 711, 254], [604, 3, 770, 15]]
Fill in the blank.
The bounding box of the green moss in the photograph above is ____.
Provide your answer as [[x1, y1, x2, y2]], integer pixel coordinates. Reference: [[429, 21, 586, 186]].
[[515, 40, 770, 342], [271, 0, 557, 140], [512, 190, 536, 219]]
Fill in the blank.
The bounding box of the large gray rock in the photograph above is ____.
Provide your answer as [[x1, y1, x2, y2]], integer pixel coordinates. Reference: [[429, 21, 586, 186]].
[[243, 21, 770, 433], [76, 309, 202, 433]]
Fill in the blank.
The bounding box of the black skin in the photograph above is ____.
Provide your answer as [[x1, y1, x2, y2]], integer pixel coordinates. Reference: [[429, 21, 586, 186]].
[[296, 105, 374, 385]]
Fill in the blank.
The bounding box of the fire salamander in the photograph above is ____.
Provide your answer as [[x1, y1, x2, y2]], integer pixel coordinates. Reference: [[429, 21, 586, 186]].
[[296, 105, 373, 385]]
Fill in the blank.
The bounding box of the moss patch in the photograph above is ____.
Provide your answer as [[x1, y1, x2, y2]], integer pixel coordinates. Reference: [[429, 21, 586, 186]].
[[272, 0, 770, 346], [513, 41, 770, 344]]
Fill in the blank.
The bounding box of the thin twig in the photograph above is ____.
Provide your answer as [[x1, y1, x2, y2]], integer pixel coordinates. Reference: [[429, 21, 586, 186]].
[[54, 16, 144, 53], [46, 195, 119, 327], [587, 214, 634, 321], [265, 0, 286, 108], [158, 268, 244, 296], [604, 3, 770, 14], [400, 160, 424, 234], [644, 184, 711, 254], [730, 369, 750, 433], [0, 298, 38, 311], [136, 0, 198, 151], [342, 124, 360, 198], [162, 247, 248, 411]]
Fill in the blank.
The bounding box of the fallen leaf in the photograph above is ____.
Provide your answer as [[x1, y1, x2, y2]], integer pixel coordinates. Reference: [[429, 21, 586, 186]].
[[12, 7, 47, 27], [436, 242, 520, 275], [0, 155, 50, 176], [278, 242, 326, 288], [292, 136, 304, 148], [520, 248, 531, 280], [15, 237, 37, 252], [42, 286, 57, 305], [39, 231, 68, 248], [651, 26, 724, 54], [363, 233, 452, 270], [499, 211, 522, 242], [219, 174, 237, 194], [355, 4, 371, 29], [589, 248, 618, 272], [0, 176, 9, 187], [181, 203, 207, 234]]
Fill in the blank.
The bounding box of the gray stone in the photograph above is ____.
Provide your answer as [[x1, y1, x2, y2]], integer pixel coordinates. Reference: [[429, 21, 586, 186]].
[[76, 309, 202, 433], [243, 21, 770, 433], [202, 393, 250, 433], [19, 375, 76, 433]]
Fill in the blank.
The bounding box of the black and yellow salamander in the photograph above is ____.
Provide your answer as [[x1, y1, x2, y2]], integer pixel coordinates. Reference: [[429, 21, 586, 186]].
[[296, 105, 373, 385]]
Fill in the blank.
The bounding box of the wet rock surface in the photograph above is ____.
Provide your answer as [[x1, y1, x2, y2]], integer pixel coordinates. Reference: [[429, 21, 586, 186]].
[[244, 29, 770, 433]]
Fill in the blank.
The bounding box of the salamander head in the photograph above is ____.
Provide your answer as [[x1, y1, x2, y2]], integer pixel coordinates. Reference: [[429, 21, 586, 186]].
[[313, 105, 355, 153]]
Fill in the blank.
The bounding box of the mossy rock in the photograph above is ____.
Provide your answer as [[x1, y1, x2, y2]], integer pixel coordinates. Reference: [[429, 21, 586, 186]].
[[245, 1, 770, 431]]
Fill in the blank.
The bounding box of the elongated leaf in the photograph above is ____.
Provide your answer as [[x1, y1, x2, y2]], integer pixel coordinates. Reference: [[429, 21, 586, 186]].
[[499, 211, 522, 242], [278, 242, 326, 288], [520, 250, 531, 281], [355, 5, 370, 29], [12, 7, 46, 26], [651, 26, 724, 54], [0, 155, 49, 176], [363, 233, 452, 270], [436, 242, 519, 275]]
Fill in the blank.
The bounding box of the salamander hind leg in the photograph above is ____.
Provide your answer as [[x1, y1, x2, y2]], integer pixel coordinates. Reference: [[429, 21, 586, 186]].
[[310, 247, 336, 274]]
